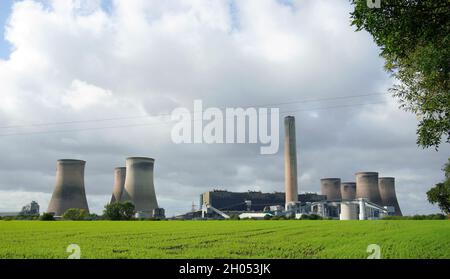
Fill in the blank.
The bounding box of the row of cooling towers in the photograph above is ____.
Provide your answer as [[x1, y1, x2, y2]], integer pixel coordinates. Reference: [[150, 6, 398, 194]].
[[320, 172, 402, 215], [47, 157, 159, 217]]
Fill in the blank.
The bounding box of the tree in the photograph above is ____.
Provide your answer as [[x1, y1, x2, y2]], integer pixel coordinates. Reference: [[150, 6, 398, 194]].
[[62, 208, 88, 220], [40, 212, 55, 221], [350, 0, 450, 149], [103, 201, 136, 220], [427, 158, 450, 214]]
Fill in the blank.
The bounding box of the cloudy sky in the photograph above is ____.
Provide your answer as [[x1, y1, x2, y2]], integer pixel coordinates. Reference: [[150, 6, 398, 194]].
[[0, 0, 448, 216]]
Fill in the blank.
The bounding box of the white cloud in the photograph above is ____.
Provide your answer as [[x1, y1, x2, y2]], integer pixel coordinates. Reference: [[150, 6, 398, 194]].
[[62, 79, 114, 110]]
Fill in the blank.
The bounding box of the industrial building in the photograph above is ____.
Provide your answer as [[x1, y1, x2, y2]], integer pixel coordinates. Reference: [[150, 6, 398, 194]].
[[200, 190, 326, 212]]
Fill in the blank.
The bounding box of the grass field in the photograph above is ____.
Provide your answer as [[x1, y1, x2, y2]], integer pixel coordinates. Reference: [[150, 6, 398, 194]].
[[0, 220, 449, 259]]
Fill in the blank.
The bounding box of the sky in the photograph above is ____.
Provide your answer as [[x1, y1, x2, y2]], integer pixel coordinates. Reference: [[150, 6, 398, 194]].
[[0, 0, 448, 217]]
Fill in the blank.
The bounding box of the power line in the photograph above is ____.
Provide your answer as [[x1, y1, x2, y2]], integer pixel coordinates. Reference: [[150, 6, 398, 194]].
[[0, 92, 388, 129], [0, 101, 388, 137]]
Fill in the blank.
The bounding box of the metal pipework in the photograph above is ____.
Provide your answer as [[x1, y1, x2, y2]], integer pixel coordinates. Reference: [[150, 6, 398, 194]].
[[47, 159, 89, 216]]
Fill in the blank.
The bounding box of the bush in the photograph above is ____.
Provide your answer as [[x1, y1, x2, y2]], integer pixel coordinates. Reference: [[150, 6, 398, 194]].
[[103, 201, 136, 220], [62, 208, 88, 220], [40, 213, 55, 221], [15, 214, 40, 220], [299, 214, 323, 220], [85, 213, 102, 221], [382, 214, 447, 220]]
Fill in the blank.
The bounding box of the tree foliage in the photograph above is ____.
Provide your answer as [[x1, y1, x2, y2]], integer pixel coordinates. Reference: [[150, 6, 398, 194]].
[[40, 212, 55, 221], [103, 201, 136, 220], [350, 0, 450, 149], [427, 158, 450, 214], [62, 208, 88, 220]]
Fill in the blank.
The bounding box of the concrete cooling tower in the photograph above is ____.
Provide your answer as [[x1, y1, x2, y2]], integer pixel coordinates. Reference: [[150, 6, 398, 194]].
[[320, 178, 342, 201], [47, 159, 89, 216], [110, 167, 126, 203], [284, 116, 298, 207], [121, 157, 159, 217], [379, 177, 402, 216], [355, 172, 382, 205], [341, 182, 356, 200]]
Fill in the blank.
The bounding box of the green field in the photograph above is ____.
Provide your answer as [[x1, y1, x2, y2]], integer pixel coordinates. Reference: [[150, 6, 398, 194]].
[[0, 220, 449, 259]]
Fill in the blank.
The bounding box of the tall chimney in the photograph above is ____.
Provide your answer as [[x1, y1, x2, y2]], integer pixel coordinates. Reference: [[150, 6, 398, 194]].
[[284, 116, 298, 207], [47, 159, 89, 216], [121, 157, 159, 218], [110, 167, 126, 203]]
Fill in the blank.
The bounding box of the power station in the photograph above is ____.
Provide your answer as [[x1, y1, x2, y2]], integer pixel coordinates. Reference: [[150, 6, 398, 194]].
[[195, 116, 402, 220], [43, 115, 401, 221]]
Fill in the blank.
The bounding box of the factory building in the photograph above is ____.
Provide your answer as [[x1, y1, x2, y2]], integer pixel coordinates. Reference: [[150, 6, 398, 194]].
[[200, 190, 326, 212]]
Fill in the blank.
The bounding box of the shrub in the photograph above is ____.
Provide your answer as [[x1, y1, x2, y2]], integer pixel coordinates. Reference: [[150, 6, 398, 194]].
[[40, 213, 55, 221], [382, 214, 447, 220], [103, 201, 136, 220], [299, 214, 323, 220], [85, 213, 102, 221], [63, 208, 88, 220]]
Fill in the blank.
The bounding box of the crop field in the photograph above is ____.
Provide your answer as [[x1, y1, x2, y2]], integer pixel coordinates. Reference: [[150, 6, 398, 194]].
[[0, 220, 449, 259]]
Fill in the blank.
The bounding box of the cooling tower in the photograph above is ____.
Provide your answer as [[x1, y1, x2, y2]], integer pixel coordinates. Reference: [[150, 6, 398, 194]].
[[341, 182, 356, 200], [121, 157, 158, 217], [379, 177, 402, 216], [47, 159, 89, 216], [110, 167, 126, 203], [355, 172, 382, 205], [320, 178, 342, 201], [284, 116, 298, 206]]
